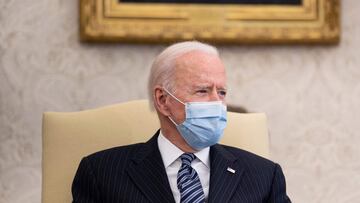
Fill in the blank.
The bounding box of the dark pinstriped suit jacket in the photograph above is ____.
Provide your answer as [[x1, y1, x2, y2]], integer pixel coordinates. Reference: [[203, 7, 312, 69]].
[[72, 131, 291, 203]]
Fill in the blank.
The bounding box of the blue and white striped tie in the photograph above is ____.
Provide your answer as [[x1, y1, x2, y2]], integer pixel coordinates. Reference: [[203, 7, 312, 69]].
[[177, 153, 205, 203]]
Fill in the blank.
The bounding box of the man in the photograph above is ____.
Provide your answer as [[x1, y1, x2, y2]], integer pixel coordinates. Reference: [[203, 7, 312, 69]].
[[72, 41, 291, 202]]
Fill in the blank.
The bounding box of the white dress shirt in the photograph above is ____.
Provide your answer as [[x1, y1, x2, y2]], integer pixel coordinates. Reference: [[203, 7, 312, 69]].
[[157, 131, 210, 203]]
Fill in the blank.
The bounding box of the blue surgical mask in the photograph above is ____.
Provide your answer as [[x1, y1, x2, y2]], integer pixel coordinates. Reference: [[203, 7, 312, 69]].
[[164, 89, 227, 151]]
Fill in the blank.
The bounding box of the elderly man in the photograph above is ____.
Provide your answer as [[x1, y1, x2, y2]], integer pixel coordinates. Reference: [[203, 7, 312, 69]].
[[72, 41, 291, 203]]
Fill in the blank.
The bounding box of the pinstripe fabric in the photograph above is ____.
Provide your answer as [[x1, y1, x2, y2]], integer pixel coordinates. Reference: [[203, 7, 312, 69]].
[[72, 130, 291, 203]]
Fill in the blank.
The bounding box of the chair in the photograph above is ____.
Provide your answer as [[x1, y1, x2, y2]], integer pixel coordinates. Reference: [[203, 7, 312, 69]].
[[42, 99, 269, 203]]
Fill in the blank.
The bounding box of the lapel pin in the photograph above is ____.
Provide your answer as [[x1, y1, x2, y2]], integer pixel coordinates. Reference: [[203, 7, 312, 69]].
[[227, 167, 236, 174]]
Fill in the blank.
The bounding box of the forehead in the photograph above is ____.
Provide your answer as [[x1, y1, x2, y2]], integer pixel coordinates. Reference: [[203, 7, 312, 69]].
[[173, 51, 226, 88]]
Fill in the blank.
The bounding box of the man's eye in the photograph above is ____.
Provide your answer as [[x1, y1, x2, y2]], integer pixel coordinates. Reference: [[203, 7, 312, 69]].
[[197, 90, 207, 94], [218, 90, 227, 96]]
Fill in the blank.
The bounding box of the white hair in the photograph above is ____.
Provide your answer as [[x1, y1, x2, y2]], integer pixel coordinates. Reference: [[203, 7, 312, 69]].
[[148, 41, 219, 110]]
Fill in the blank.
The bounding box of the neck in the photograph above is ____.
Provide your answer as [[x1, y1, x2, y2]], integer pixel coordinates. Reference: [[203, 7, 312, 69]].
[[159, 118, 196, 153]]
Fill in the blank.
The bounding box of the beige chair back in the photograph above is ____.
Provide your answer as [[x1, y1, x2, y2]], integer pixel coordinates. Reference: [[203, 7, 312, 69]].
[[42, 99, 269, 203]]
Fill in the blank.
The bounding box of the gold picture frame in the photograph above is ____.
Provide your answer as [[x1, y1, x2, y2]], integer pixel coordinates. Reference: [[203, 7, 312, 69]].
[[80, 0, 340, 44]]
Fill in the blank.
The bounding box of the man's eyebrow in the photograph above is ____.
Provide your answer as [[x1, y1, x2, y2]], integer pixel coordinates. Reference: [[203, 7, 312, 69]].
[[192, 85, 227, 90], [216, 86, 227, 91]]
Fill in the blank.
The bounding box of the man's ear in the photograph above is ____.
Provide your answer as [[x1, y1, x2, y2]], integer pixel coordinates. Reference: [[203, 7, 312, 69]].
[[153, 86, 171, 116]]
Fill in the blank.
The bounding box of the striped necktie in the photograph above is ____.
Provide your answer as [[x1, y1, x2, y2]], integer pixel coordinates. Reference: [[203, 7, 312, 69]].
[[177, 153, 205, 203]]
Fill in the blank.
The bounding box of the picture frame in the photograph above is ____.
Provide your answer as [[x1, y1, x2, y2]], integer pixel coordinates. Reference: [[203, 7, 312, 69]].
[[80, 0, 340, 44]]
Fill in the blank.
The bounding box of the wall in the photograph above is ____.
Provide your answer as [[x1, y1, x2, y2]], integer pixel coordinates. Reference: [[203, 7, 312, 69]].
[[1, 0, 359, 202]]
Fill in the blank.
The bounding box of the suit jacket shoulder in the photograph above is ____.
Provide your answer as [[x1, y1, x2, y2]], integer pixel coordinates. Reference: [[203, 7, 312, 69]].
[[72, 134, 175, 203], [84, 142, 146, 170], [219, 144, 276, 169]]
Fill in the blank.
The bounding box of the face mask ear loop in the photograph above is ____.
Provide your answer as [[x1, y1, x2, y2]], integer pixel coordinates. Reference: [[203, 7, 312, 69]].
[[163, 88, 185, 105], [163, 88, 185, 127], [168, 116, 179, 126]]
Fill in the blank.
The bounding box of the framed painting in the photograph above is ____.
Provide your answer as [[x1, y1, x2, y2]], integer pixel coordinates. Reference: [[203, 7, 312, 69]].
[[79, 0, 340, 44]]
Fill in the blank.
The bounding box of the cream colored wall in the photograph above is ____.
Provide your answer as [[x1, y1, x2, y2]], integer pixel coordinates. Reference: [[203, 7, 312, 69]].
[[1, 0, 359, 202]]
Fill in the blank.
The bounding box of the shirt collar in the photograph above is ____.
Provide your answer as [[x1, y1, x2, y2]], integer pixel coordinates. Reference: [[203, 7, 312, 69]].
[[158, 130, 210, 168]]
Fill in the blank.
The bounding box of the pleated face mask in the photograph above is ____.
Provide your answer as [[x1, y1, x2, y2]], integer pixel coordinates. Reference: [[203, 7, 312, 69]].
[[164, 88, 227, 151]]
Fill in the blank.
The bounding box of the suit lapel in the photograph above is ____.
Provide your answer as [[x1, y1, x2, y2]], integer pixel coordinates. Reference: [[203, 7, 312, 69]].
[[208, 144, 245, 203], [126, 131, 175, 203]]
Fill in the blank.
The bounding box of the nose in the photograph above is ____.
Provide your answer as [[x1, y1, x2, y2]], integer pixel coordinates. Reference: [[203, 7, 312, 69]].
[[209, 88, 220, 101]]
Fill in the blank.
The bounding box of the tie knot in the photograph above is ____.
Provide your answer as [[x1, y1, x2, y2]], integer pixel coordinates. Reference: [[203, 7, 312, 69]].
[[180, 153, 196, 166]]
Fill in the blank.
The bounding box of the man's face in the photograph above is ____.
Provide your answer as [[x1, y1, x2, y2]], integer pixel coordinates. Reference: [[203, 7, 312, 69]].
[[166, 50, 227, 124]]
